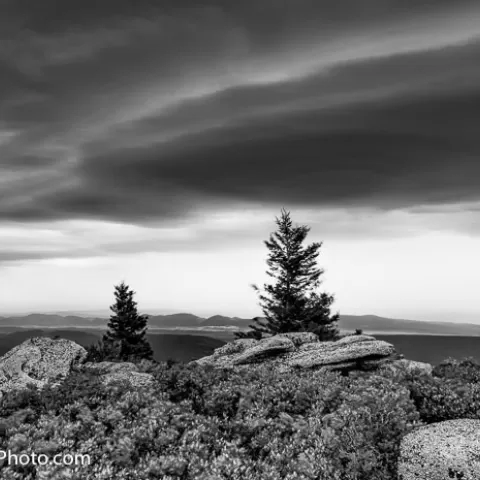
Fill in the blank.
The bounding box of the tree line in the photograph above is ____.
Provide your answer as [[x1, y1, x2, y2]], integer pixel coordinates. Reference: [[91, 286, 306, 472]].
[[87, 208, 344, 364]]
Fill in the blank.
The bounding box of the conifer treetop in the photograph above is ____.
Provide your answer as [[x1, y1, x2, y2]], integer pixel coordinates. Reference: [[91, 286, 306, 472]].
[[237, 208, 340, 341]]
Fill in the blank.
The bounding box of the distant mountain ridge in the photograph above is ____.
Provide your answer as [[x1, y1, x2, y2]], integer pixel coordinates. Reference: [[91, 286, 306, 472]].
[[0, 313, 250, 328], [0, 312, 479, 335], [338, 314, 480, 336]]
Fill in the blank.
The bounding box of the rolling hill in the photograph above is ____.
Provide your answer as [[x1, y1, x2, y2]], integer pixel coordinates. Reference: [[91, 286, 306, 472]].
[[0, 312, 479, 335], [338, 314, 480, 335]]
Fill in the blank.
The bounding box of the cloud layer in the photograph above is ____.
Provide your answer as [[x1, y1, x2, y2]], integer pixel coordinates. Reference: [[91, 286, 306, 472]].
[[1, 0, 480, 227]]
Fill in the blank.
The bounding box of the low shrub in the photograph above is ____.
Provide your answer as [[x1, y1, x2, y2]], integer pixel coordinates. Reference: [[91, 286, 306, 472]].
[[401, 373, 480, 423], [0, 353, 477, 479], [432, 356, 480, 384]]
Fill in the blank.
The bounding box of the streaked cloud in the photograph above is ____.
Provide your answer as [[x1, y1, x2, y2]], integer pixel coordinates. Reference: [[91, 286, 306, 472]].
[[1, 1, 479, 227]]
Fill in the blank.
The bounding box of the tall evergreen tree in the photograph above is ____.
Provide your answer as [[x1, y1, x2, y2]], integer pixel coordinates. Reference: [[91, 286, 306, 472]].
[[102, 281, 154, 363], [301, 291, 340, 341], [236, 208, 340, 341]]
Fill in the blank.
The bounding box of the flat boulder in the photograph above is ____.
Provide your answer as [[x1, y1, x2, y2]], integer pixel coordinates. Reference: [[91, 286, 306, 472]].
[[334, 334, 377, 345], [212, 338, 259, 357], [81, 361, 154, 389], [398, 419, 480, 480], [276, 332, 319, 347], [297, 334, 376, 353], [194, 353, 218, 367], [381, 359, 433, 376], [193, 332, 398, 374], [0, 337, 87, 401], [286, 339, 396, 369], [194, 335, 295, 368], [233, 336, 295, 365], [81, 361, 139, 375], [100, 371, 154, 389]]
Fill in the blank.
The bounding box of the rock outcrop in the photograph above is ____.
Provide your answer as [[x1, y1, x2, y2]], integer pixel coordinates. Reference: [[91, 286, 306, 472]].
[[276, 332, 320, 347], [81, 361, 154, 389], [0, 337, 87, 402], [80, 361, 139, 375], [193, 333, 402, 373], [0, 338, 156, 403], [286, 337, 396, 370], [380, 358, 433, 377], [397, 419, 480, 480]]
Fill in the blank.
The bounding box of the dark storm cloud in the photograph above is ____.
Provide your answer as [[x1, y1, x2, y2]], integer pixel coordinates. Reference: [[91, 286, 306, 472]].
[[56, 43, 480, 218], [1, 0, 480, 225], [6, 0, 473, 36], [0, 153, 64, 169]]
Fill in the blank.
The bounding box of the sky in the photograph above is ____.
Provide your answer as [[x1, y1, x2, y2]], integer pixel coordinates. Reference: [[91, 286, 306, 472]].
[[1, 0, 480, 322]]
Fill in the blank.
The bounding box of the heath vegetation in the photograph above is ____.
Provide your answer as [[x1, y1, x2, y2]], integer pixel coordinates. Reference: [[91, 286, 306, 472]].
[[0, 209, 477, 479]]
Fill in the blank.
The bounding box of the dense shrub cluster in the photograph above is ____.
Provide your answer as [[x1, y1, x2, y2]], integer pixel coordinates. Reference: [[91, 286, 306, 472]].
[[0, 355, 477, 479], [404, 374, 480, 423], [432, 356, 480, 384]]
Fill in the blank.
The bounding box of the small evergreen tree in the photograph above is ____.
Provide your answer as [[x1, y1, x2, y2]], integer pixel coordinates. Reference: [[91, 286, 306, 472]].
[[85, 338, 122, 363], [236, 208, 340, 341], [101, 281, 154, 363], [85, 341, 104, 363], [236, 318, 265, 340]]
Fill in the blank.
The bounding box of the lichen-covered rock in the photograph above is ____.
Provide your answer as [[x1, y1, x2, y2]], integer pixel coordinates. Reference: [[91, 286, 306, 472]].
[[358, 354, 405, 371], [212, 338, 259, 357], [0, 337, 87, 400], [398, 419, 480, 480], [81, 361, 139, 375], [194, 335, 296, 368], [80, 361, 154, 389], [381, 359, 433, 376], [286, 340, 396, 369], [233, 336, 295, 365], [334, 334, 377, 345], [296, 334, 375, 353], [276, 332, 319, 347], [193, 332, 398, 374], [100, 371, 154, 389], [194, 353, 218, 367], [298, 342, 335, 352]]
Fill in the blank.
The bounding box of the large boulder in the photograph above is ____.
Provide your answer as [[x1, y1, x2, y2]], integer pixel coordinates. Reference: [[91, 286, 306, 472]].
[[0, 337, 87, 401], [211, 338, 259, 358], [276, 332, 319, 347], [380, 359, 433, 377], [286, 339, 396, 369], [398, 419, 480, 480], [234, 336, 296, 365], [196, 336, 296, 368], [80, 361, 154, 389], [334, 334, 377, 345], [0, 339, 155, 403], [81, 361, 139, 375], [192, 333, 399, 374], [100, 371, 154, 389]]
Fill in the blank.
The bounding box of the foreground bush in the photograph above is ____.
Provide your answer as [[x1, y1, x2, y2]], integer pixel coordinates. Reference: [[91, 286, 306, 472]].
[[0, 356, 477, 479], [402, 374, 480, 423], [432, 356, 480, 384]]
